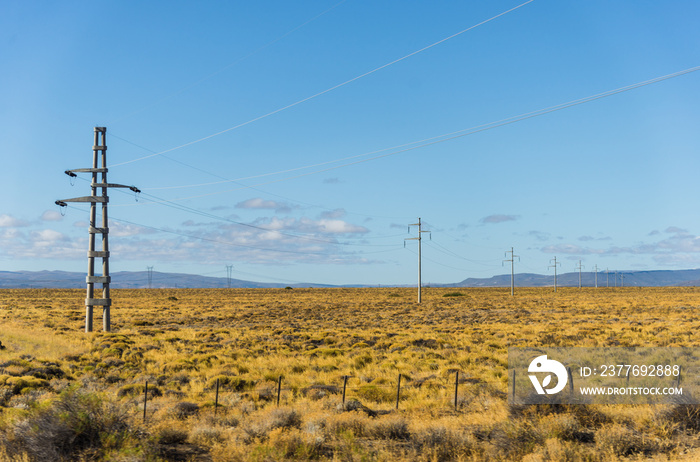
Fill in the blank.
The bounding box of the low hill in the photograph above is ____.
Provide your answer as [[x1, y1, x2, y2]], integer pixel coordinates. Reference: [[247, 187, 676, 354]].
[[1, 268, 699, 289]]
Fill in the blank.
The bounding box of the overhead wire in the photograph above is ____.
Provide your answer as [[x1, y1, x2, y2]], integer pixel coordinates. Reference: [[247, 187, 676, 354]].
[[110, 0, 535, 168], [109, 131, 415, 221], [112, 64, 700, 205], [69, 174, 399, 248], [120, 188, 401, 248]]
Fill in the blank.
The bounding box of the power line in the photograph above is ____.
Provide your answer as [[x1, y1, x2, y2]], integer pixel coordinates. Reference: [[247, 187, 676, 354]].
[[59, 204, 362, 258], [110, 1, 534, 168], [112, 65, 700, 204], [104, 137, 415, 221], [110, 188, 398, 248]]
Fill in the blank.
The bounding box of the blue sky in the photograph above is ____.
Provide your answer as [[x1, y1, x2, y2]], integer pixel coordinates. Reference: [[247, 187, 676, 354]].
[[2, 1, 700, 286]]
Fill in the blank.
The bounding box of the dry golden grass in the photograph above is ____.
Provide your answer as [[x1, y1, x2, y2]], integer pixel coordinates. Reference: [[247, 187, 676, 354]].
[[1, 286, 699, 461]]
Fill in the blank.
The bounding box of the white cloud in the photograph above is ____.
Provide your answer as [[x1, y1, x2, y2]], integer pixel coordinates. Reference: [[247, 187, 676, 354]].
[[541, 228, 700, 265], [541, 244, 604, 255], [317, 219, 368, 234], [41, 210, 63, 222], [578, 235, 611, 242], [480, 214, 519, 224], [665, 226, 688, 234], [320, 208, 346, 219], [0, 214, 29, 227], [0, 209, 378, 268], [110, 221, 157, 237], [235, 198, 294, 213], [0, 227, 84, 260], [528, 230, 550, 242]]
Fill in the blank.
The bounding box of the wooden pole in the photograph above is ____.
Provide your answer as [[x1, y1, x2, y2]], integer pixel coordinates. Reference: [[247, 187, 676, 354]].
[[395, 374, 401, 410], [342, 376, 348, 405], [454, 371, 459, 410], [143, 381, 148, 423], [277, 376, 282, 407], [214, 378, 220, 416]]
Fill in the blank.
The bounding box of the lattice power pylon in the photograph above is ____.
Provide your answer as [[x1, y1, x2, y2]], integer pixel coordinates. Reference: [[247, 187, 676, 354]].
[[56, 127, 140, 332]]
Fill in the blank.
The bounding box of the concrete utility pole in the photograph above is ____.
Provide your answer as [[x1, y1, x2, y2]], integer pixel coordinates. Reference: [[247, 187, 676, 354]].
[[575, 260, 584, 288], [56, 127, 140, 332], [606, 268, 610, 288], [405, 218, 430, 303], [503, 247, 520, 296], [549, 256, 561, 292], [593, 264, 599, 288], [226, 265, 233, 288], [620, 273, 624, 288], [147, 266, 154, 289]]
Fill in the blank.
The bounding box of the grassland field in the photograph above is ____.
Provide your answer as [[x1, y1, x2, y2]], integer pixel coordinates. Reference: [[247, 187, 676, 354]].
[[1, 286, 699, 461]]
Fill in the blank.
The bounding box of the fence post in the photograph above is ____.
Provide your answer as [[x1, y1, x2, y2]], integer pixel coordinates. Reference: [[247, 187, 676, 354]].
[[676, 366, 682, 388], [454, 371, 459, 410], [214, 378, 220, 416], [342, 376, 348, 405], [277, 376, 283, 407], [511, 369, 516, 403], [143, 381, 148, 424], [395, 374, 401, 410], [567, 367, 574, 395]]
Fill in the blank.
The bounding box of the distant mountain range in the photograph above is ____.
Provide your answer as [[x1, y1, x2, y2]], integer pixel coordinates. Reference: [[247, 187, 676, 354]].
[[448, 269, 700, 288], [1, 269, 700, 289], [0, 270, 330, 289]]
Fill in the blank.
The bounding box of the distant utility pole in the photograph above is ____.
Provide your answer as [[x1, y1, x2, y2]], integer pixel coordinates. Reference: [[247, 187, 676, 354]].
[[620, 273, 624, 288], [147, 266, 154, 289], [226, 265, 233, 288], [549, 256, 561, 292], [405, 218, 430, 303], [56, 127, 140, 333], [593, 264, 599, 288], [606, 268, 610, 288], [503, 247, 520, 296], [615, 271, 618, 288], [575, 260, 584, 288]]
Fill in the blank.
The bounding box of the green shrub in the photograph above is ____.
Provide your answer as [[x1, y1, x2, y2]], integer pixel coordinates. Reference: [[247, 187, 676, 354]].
[[2, 376, 49, 395], [354, 384, 394, 403], [7, 390, 135, 461], [207, 375, 253, 392], [116, 383, 162, 399]]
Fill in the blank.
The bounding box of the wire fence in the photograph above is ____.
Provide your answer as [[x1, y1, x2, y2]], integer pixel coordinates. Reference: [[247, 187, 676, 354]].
[[138, 371, 505, 423], [134, 366, 700, 423]]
